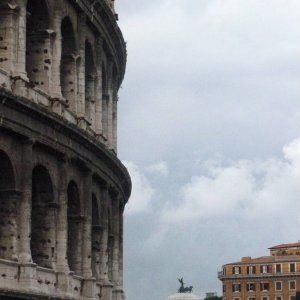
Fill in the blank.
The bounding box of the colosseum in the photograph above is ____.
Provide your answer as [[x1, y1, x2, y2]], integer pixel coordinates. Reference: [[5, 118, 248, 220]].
[[0, 0, 131, 299]]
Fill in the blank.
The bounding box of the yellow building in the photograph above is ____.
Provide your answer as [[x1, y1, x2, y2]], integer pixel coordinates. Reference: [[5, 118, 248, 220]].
[[218, 242, 300, 300]]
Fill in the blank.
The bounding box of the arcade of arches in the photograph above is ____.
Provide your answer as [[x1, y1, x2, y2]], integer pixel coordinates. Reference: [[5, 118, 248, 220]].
[[0, 0, 122, 151], [0, 0, 130, 299]]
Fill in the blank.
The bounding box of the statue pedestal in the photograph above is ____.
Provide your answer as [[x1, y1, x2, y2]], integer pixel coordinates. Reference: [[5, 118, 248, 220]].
[[167, 293, 201, 300]]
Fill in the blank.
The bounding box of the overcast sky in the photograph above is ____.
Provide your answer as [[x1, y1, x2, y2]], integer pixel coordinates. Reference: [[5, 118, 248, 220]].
[[114, 1, 300, 300]]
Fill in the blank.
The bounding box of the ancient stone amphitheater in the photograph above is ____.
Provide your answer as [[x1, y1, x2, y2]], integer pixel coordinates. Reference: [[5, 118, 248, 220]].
[[0, 0, 131, 299]]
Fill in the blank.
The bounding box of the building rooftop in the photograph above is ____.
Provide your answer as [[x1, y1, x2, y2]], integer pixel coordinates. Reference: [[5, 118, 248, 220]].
[[269, 242, 300, 249], [225, 255, 300, 266]]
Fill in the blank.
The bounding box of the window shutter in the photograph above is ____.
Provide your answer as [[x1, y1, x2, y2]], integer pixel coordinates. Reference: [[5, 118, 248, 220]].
[[247, 266, 249, 274], [267, 265, 270, 273], [260, 283, 263, 291], [260, 266, 263, 273], [232, 267, 235, 274], [239, 267, 241, 274], [253, 266, 256, 274]]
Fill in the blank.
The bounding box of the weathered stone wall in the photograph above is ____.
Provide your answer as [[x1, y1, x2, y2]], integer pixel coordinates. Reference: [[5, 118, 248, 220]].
[[0, 0, 130, 299], [0, 0, 125, 152]]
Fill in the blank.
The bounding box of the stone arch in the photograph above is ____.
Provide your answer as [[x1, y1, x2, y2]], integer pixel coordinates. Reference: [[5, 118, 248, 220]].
[[31, 165, 56, 268], [60, 17, 78, 113], [67, 180, 82, 275], [0, 150, 18, 260], [26, 0, 52, 93], [85, 40, 96, 128]]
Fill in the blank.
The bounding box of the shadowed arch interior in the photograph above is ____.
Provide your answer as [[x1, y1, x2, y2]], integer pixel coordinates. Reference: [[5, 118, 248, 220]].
[[91, 194, 101, 278], [26, 0, 51, 92], [31, 165, 55, 268], [0, 150, 17, 260], [61, 17, 77, 112], [67, 180, 82, 275], [0, 150, 15, 190]]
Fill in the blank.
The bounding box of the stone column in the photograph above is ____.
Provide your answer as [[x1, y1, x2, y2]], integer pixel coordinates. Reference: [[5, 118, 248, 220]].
[[82, 169, 92, 277], [81, 169, 96, 299], [51, 9, 62, 99], [0, 3, 19, 76], [14, 0, 27, 78], [77, 13, 86, 121], [111, 195, 122, 300], [95, 37, 103, 136], [18, 139, 37, 291], [56, 156, 69, 272], [85, 74, 96, 130], [18, 138, 33, 263], [111, 195, 120, 285], [98, 186, 113, 300], [118, 208, 124, 288], [112, 96, 118, 152], [56, 156, 72, 295], [107, 62, 114, 149]]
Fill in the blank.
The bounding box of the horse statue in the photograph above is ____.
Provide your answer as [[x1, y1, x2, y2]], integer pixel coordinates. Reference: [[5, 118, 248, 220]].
[[177, 278, 193, 293]]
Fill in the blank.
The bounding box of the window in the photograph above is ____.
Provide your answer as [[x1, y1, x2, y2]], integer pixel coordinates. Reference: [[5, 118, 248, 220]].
[[289, 281, 296, 290], [248, 298, 256, 300], [232, 284, 241, 292], [223, 267, 226, 275], [233, 266, 241, 275], [234, 298, 240, 300], [223, 285, 226, 293], [260, 265, 270, 273], [275, 264, 281, 273], [261, 297, 268, 300], [276, 297, 282, 300], [247, 266, 256, 274], [290, 296, 296, 300], [275, 281, 282, 291], [247, 283, 256, 292], [260, 283, 269, 291], [290, 263, 296, 272]]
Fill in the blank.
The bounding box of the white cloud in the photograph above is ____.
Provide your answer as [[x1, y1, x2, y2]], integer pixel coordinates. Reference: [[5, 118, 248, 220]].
[[123, 161, 155, 215], [146, 161, 169, 177], [161, 137, 300, 223]]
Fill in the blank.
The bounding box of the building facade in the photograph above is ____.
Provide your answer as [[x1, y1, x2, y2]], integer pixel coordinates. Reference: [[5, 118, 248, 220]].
[[218, 243, 300, 300], [0, 0, 131, 300]]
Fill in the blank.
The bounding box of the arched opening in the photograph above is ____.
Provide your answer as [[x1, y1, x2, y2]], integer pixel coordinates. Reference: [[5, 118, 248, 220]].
[[0, 150, 17, 260], [91, 194, 101, 278], [60, 17, 77, 113], [85, 41, 96, 129], [102, 62, 109, 138], [31, 165, 55, 268], [26, 0, 52, 92], [67, 181, 82, 275]]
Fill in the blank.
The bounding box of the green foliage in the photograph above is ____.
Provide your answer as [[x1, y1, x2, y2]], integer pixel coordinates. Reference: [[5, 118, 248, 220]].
[[204, 296, 222, 300]]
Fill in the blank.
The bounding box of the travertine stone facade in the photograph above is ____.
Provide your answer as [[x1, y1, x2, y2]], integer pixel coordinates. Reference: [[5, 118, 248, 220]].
[[0, 0, 130, 300]]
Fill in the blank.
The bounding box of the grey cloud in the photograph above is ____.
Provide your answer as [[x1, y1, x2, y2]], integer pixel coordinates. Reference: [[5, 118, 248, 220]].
[[115, 1, 300, 300]]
